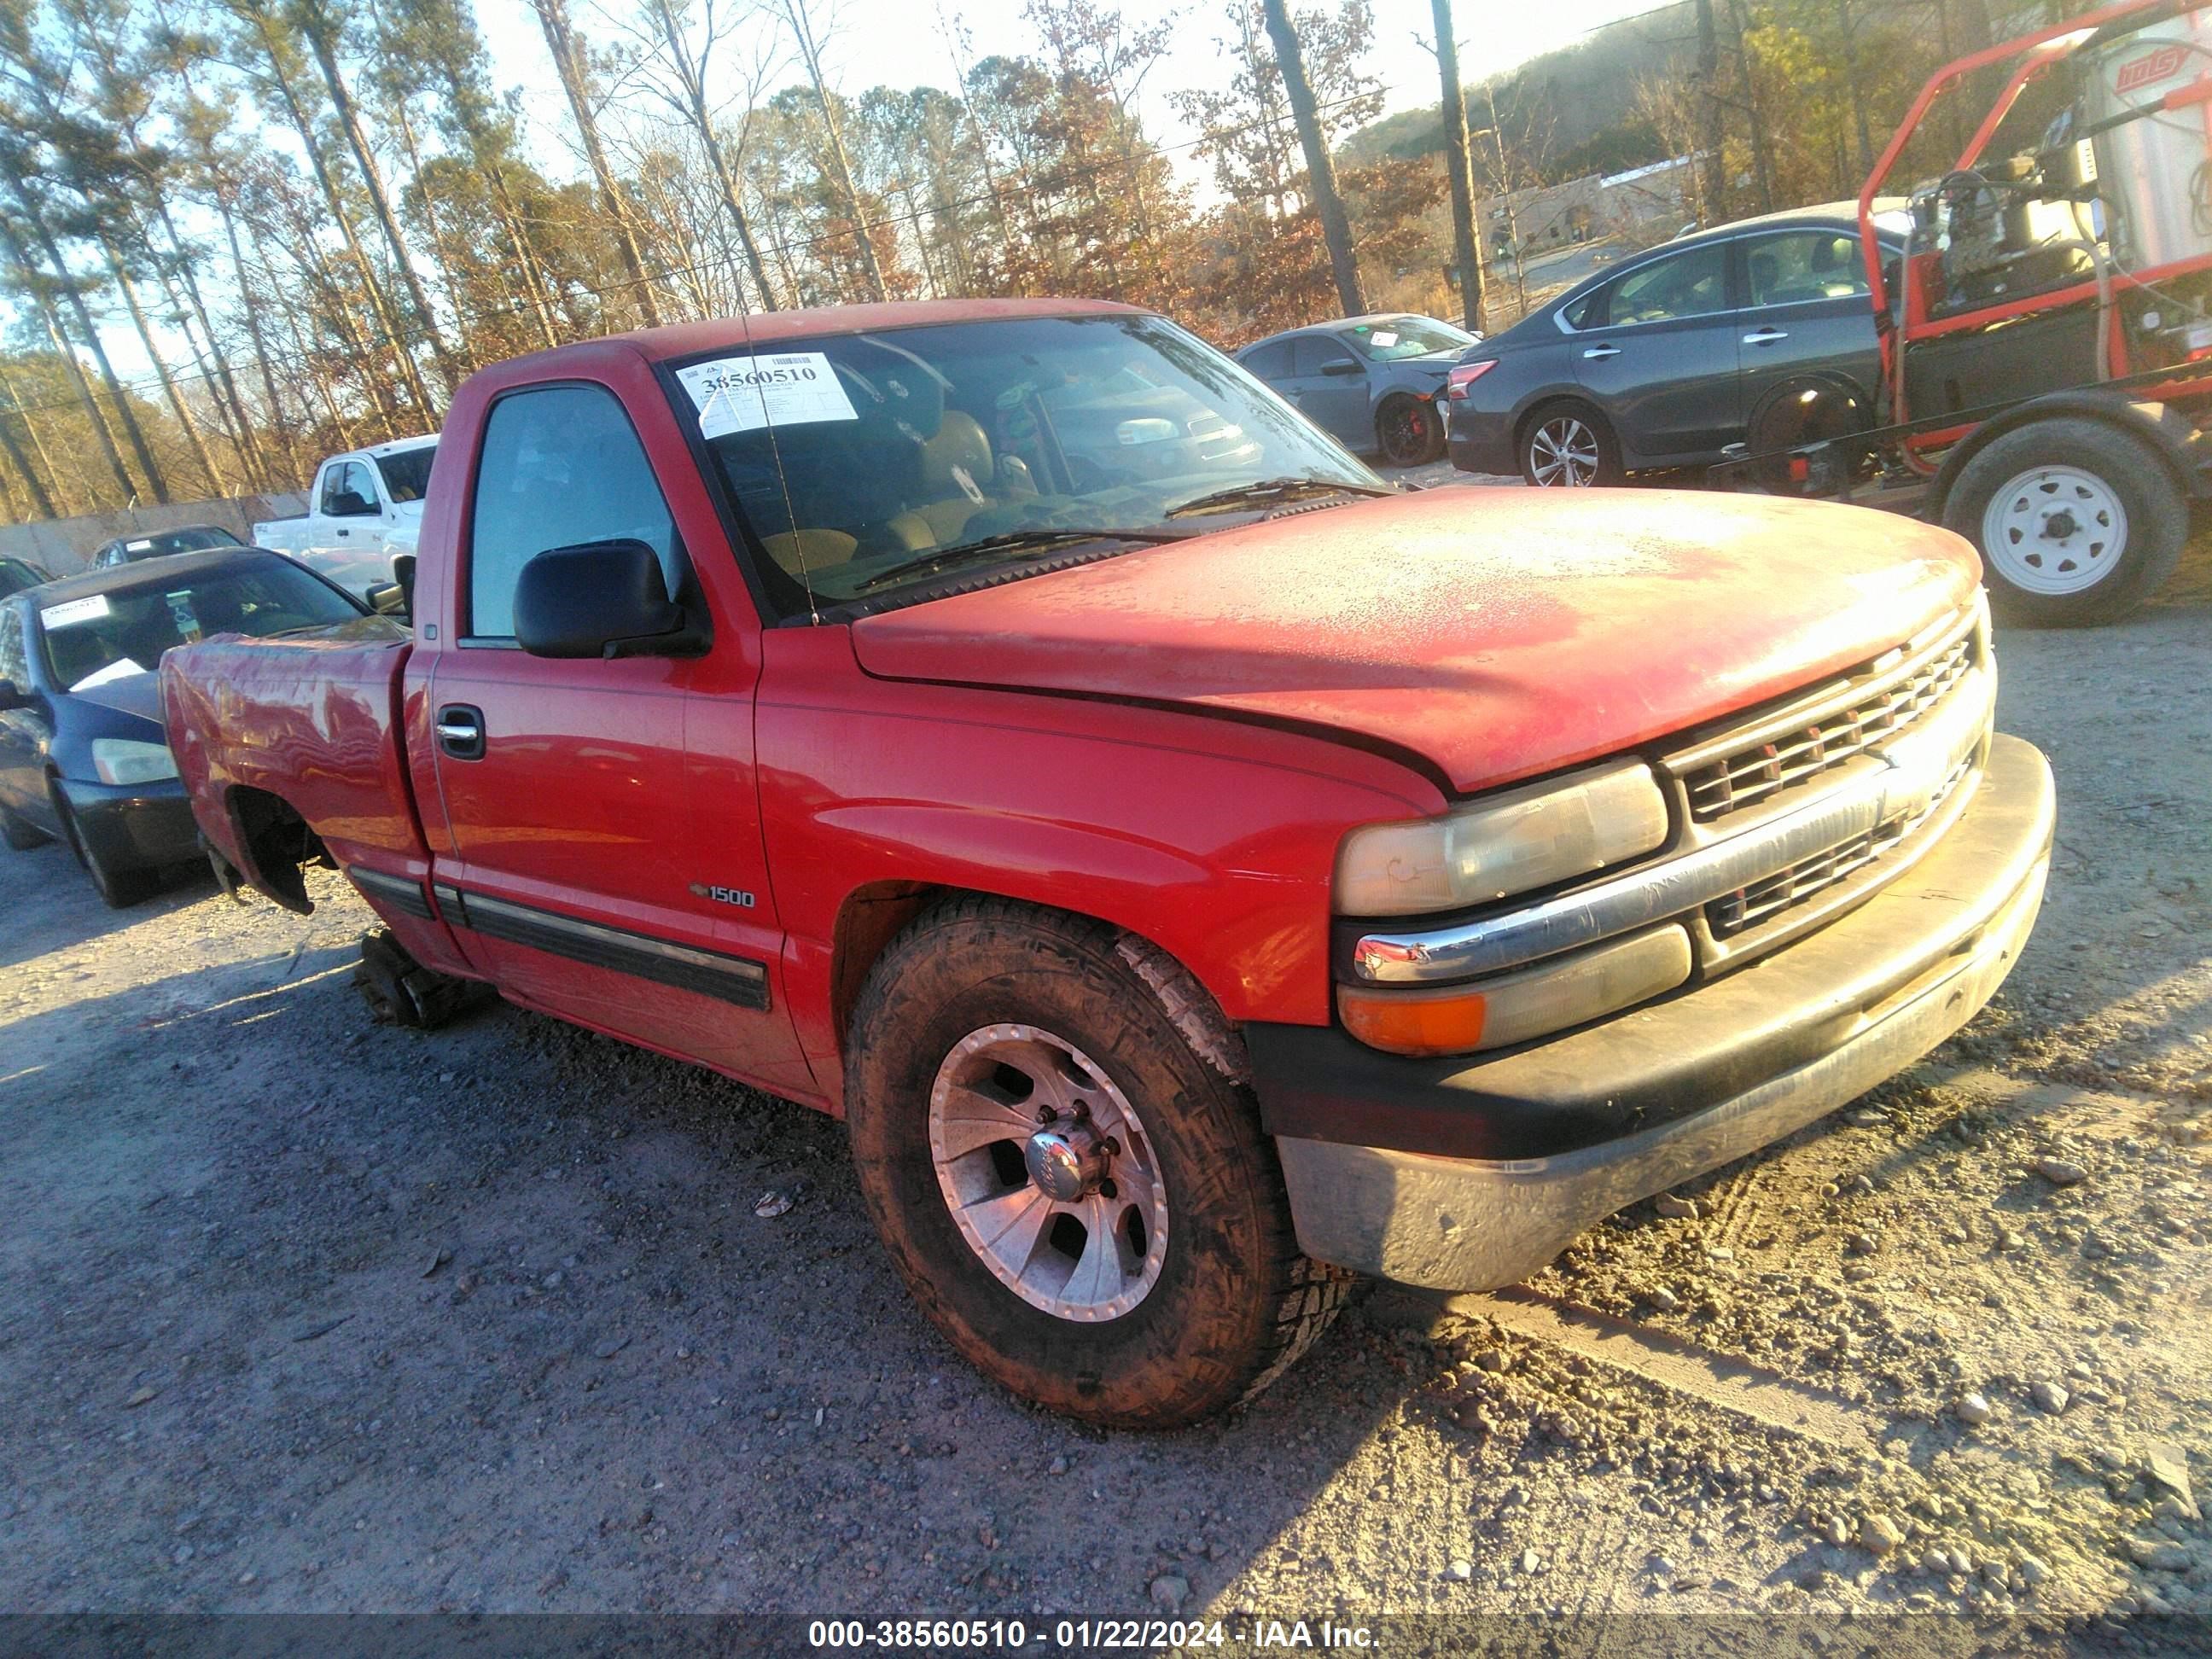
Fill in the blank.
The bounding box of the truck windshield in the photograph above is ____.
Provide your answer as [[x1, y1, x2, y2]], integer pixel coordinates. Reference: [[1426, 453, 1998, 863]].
[[374, 444, 436, 504], [671, 312, 1381, 614], [38, 559, 364, 693]]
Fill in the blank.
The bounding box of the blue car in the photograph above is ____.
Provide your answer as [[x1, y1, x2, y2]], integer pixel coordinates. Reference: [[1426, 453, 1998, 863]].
[[1235, 313, 1481, 467], [0, 548, 389, 906]]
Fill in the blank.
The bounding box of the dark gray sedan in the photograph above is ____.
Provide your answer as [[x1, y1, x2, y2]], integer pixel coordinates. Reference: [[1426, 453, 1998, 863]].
[[1237, 314, 1480, 467], [1447, 207, 1905, 486], [0, 548, 386, 906]]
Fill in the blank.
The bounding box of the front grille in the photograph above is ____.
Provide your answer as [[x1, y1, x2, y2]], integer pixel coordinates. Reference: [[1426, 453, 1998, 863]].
[[1684, 633, 1976, 824], [1708, 755, 1973, 938]]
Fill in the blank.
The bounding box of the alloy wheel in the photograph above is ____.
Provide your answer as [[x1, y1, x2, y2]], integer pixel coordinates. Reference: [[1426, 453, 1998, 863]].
[[1528, 415, 1601, 486], [927, 1022, 1169, 1323]]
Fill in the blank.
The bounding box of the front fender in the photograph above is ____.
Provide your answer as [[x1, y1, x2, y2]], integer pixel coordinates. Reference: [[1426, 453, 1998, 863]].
[[755, 641, 1441, 1092]]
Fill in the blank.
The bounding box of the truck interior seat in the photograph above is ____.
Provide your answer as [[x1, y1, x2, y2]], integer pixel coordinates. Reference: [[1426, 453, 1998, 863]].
[[760, 528, 860, 578], [891, 411, 1001, 547]]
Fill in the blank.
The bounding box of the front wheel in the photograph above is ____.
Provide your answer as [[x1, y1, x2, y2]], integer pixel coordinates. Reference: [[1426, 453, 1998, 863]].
[[2, 804, 50, 851], [55, 793, 159, 908], [1942, 418, 2186, 626], [1376, 393, 1445, 467], [1519, 401, 1622, 486], [844, 898, 1348, 1428]]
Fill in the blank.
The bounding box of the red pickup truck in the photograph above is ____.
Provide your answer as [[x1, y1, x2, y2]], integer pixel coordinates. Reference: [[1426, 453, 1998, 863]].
[[160, 299, 2054, 1427]]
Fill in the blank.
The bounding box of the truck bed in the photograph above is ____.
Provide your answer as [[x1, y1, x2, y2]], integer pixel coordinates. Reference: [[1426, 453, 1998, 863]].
[[160, 620, 428, 910]]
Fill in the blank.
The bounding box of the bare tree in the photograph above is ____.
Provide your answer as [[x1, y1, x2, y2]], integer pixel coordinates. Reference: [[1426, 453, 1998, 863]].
[[1260, 0, 1362, 315], [777, 0, 885, 301], [626, 0, 782, 310], [1427, 0, 1483, 330], [532, 0, 667, 327]]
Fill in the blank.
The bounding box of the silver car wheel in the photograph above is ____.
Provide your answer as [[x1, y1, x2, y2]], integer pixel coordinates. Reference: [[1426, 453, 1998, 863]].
[[1979, 464, 2128, 596], [1528, 415, 1601, 486], [928, 1022, 1169, 1323]]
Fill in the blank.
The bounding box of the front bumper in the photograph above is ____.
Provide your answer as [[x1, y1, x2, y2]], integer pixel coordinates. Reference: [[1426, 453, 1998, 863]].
[[1259, 733, 2053, 1291], [59, 776, 200, 872]]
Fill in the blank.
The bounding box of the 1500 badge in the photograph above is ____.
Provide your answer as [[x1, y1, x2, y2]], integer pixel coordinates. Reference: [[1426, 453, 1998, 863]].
[[690, 882, 756, 908]]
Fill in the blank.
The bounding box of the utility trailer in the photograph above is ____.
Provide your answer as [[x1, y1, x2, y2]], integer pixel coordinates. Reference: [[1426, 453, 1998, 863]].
[[1715, 0, 2212, 623]]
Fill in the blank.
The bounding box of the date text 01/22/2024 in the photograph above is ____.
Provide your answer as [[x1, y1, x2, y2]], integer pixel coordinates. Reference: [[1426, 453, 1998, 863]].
[[805, 1620, 1379, 1650]]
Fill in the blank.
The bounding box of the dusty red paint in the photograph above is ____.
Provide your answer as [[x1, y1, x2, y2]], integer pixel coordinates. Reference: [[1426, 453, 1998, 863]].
[[162, 311, 1976, 1116], [853, 486, 1980, 794]]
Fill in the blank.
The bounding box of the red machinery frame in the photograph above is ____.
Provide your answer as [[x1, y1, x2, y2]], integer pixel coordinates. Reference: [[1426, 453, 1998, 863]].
[[1857, 0, 2212, 467]]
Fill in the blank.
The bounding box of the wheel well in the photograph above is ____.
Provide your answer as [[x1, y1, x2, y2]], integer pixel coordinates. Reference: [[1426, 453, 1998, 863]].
[[224, 786, 326, 915], [826, 883, 1220, 1056]]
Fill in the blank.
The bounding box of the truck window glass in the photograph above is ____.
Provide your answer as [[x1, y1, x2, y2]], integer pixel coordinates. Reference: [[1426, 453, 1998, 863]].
[[466, 386, 678, 639], [374, 444, 437, 504], [672, 313, 1377, 618]]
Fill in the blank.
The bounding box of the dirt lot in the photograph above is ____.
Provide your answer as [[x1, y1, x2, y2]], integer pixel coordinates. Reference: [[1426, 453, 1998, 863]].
[[2, 506, 2207, 1642]]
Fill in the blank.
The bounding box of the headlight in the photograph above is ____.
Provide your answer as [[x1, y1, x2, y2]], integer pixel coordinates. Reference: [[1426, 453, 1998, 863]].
[[1334, 758, 1670, 917], [91, 738, 178, 787]]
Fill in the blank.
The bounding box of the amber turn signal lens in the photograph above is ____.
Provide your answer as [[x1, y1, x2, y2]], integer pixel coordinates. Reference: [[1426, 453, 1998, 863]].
[[1337, 984, 1487, 1057]]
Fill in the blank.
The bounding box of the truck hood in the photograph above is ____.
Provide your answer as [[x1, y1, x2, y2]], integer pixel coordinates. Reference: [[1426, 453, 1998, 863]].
[[848, 488, 1980, 795]]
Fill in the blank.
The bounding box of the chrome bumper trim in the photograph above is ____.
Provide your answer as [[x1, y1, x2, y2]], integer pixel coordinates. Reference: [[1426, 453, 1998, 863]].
[[1350, 661, 1995, 986]]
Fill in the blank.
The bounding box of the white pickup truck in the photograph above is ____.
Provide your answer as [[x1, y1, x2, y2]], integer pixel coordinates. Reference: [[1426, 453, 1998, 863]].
[[253, 434, 438, 600]]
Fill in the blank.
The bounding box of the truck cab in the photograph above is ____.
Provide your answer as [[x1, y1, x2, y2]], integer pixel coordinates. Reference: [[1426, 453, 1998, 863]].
[[253, 434, 439, 599]]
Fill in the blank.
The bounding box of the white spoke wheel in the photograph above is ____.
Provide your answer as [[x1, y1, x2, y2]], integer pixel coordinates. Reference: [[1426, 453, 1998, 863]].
[[1943, 417, 2185, 627], [1979, 464, 2127, 596], [844, 898, 1351, 1427], [928, 1023, 1169, 1322]]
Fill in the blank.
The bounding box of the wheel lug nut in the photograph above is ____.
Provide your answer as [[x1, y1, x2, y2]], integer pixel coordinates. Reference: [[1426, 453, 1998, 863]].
[[1037, 1107, 1057, 1124]]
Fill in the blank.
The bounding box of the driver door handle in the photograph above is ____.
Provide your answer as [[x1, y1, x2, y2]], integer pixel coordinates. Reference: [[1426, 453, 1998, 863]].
[[1582, 344, 1620, 360], [1743, 327, 1790, 345], [435, 704, 485, 760]]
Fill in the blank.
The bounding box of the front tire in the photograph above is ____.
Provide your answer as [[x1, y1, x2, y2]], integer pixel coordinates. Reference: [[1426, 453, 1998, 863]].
[[1376, 393, 1445, 467], [1942, 419, 2185, 626], [2, 804, 50, 851], [1519, 400, 1622, 486], [55, 794, 160, 908], [844, 897, 1348, 1428]]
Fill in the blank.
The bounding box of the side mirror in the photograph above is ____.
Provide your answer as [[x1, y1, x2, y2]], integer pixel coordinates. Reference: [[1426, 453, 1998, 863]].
[[1320, 358, 1363, 377], [513, 538, 706, 660], [365, 581, 409, 619], [0, 678, 26, 713]]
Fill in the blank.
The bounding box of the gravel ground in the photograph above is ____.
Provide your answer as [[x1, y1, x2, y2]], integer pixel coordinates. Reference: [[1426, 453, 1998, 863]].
[[1, 496, 2207, 1639]]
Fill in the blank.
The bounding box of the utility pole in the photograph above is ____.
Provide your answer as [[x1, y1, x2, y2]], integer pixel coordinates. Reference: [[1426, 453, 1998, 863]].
[[1429, 0, 1484, 331], [1261, 0, 1364, 316]]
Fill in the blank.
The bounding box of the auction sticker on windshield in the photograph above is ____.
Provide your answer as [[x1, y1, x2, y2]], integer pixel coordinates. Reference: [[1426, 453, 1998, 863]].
[[677, 352, 858, 439], [41, 594, 111, 630]]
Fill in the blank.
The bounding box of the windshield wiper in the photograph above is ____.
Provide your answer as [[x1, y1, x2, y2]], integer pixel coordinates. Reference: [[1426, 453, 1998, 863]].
[[1165, 476, 1396, 517], [853, 527, 1191, 594]]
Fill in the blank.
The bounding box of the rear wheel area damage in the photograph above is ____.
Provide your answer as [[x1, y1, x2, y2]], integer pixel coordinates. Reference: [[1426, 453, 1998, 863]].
[[353, 928, 488, 1029]]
